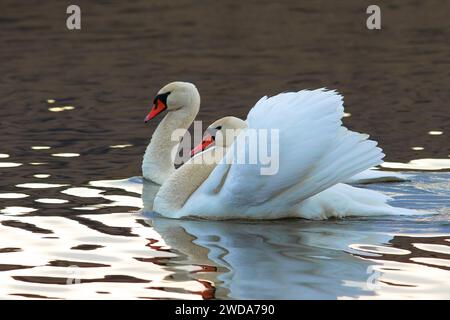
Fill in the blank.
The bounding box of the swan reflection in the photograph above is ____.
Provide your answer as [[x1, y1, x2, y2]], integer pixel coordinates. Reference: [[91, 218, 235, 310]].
[[145, 214, 394, 299]]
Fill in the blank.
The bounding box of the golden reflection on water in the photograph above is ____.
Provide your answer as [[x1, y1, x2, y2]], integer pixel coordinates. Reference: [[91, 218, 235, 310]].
[[48, 106, 75, 112], [0, 212, 203, 299], [0, 171, 449, 299]]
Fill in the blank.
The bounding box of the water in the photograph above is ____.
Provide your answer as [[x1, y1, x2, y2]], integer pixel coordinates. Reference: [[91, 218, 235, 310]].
[[1, 0, 449, 299]]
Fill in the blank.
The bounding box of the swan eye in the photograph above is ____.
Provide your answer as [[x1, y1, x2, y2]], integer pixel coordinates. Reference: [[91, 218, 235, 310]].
[[153, 91, 171, 106], [215, 126, 222, 130]]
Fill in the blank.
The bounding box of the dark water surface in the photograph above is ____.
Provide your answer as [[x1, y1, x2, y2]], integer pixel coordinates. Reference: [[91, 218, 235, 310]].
[[0, 0, 449, 299]]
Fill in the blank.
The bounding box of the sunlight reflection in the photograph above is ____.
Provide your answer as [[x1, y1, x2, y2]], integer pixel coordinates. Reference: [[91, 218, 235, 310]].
[[0, 153, 9, 158], [16, 183, 68, 189], [411, 147, 424, 151], [0, 162, 22, 168], [48, 106, 75, 112], [51, 153, 80, 157], [1, 206, 37, 215], [35, 198, 69, 204], [411, 257, 450, 268], [0, 193, 29, 199], [413, 243, 450, 255], [33, 174, 51, 179], [382, 158, 450, 170], [61, 187, 104, 198], [31, 146, 51, 150], [72, 206, 100, 211], [109, 144, 133, 149], [428, 131, 443, 135]]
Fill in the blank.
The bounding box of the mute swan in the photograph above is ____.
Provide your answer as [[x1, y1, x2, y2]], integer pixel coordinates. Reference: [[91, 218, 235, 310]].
[[142, 81, 200, 184], [153, 89, 419, 219], [189, 117, 418, 219]]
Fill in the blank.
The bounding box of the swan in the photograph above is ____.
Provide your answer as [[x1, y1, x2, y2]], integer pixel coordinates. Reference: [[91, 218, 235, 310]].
[[188, 118, 417, 219], [140, 82, 200, 211], [152, 88, 419, 219], [142, 81, 200, 185]]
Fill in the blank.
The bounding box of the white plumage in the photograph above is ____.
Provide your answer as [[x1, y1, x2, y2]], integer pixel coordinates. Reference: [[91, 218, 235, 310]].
[[158, 88, 415, 219]]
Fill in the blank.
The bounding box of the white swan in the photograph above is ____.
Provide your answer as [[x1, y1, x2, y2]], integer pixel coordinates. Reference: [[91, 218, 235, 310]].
[[152, 88, 418, 219], [140, 82, 200, 211], [142, 81, 200, 185]]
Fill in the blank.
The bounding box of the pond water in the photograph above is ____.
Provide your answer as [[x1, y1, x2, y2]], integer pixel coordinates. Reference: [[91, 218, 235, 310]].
[[0, 0, 449, 299]]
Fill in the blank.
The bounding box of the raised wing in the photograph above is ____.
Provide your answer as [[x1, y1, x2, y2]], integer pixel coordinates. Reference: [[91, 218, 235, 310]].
[[184, 89, 384, 217]]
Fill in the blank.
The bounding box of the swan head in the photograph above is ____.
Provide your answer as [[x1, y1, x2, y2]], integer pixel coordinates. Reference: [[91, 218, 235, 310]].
[[191, 116, 247, 156], [144, 81, 200, 123]]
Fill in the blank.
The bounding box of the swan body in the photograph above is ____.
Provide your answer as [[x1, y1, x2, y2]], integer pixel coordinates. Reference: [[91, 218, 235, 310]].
[[153, 88, 418, 219]]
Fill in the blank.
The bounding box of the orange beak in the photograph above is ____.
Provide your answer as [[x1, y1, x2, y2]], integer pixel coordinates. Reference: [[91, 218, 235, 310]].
[[144, 99, 167, 123], [191, 134, 214, 157]]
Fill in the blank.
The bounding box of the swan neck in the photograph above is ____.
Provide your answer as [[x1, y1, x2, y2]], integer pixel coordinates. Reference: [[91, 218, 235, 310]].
[[154, 147, 224, 217], [142, 101, 199, 184]]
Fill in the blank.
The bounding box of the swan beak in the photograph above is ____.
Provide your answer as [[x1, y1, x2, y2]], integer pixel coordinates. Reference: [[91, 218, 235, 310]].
[[144, 99, 167, 123], [191, 134, 214, 157]]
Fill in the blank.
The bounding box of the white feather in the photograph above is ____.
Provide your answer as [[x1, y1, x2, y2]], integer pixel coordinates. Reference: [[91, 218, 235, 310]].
[[178, 89, 398, 219]]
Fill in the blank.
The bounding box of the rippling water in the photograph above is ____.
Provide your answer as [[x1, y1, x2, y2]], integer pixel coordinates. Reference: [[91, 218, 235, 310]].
[[1, 0, 449, 299]]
